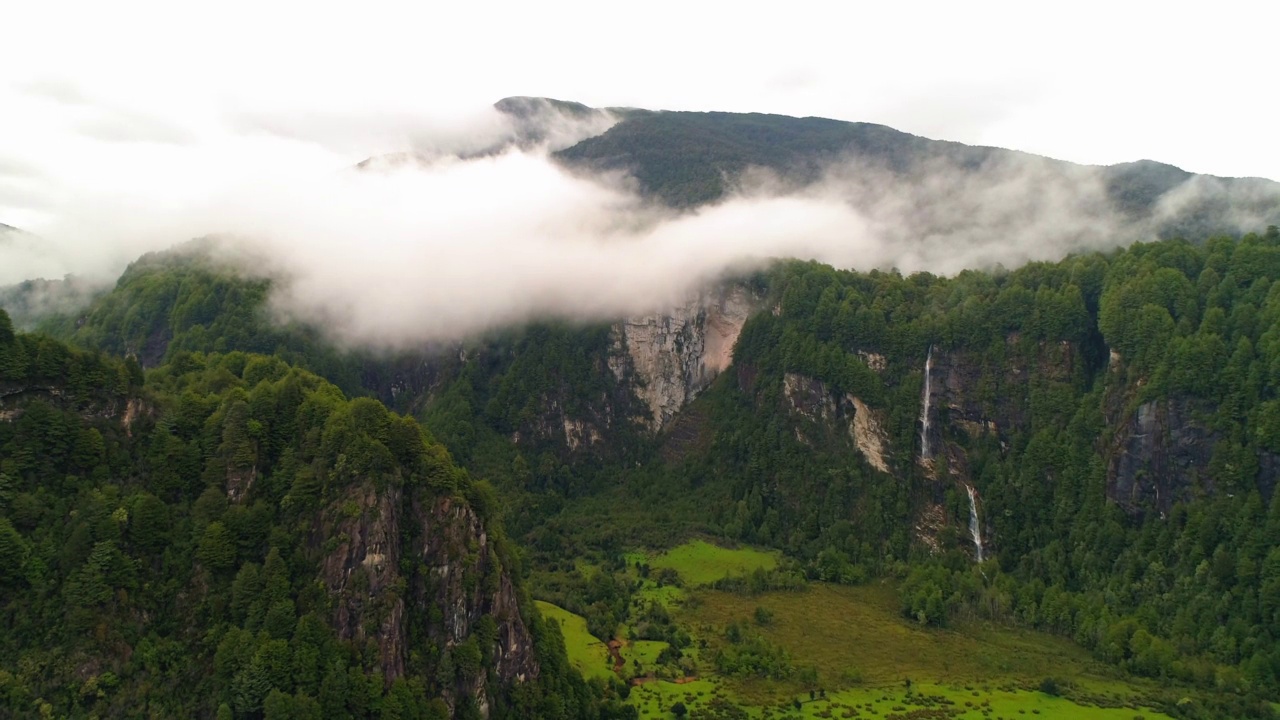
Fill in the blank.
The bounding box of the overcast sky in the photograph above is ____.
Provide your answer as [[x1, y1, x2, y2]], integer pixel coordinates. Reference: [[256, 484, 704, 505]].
[[1, 0, 1276, 250]]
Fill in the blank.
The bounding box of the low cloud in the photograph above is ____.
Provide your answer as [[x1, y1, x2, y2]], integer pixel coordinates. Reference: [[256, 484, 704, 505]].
[[76, 110, 198, 146], [187, 151, 871, 347], [2, 100, 1274, 349], [812, 152, 1131, 274]]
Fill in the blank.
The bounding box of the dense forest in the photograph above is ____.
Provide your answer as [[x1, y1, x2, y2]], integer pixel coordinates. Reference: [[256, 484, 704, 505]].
[[0, 314, 634, 718], [6, 226, 1280, 718], [414, 229, 1280, 717]]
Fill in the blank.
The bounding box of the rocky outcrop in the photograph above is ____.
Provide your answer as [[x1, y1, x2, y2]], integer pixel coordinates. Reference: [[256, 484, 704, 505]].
[[323, 482, 408, 682], [850, 397, 889, 473], [1105, 398, 1217, 515], [1098, 351, 1280, 513], [320, 483, 537, 716], [563, 417, 603, 451], [780, 372, 892, 473], [0, 380, 141, 424], [611, 285, 757, 432], [225, 466, 257, 504], [361, 347, 463, 415], [416, 497, 538, 702], [921, 338, 1277, 528], [907, 338, 1085, 555], [782, 372, 839, 427], [903, 337, 1091, 469]]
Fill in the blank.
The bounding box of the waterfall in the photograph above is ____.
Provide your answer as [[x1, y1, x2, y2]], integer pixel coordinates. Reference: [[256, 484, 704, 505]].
[[965, 484, 984, 563], [919, 345, 933, 460]]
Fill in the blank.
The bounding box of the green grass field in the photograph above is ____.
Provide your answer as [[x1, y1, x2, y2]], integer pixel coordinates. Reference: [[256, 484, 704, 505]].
[[686, 583, 1107, 688], [537, 541, 1179, 719], [629, 677, 722, 718], [633, 582, 687, 609], [740, 682, 1172, 720], [629, 640, 670, 667], [681, 581, 1174, 718], [648, 539, 780, 586], [535, 600, 615, 681]]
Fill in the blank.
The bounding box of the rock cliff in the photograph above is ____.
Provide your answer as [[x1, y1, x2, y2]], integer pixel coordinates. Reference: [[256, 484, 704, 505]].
[[1105, 398, 1217, 515], [611, 285, 757, 432], [320, 480, 537, 716], [779, 372, 891, 473]]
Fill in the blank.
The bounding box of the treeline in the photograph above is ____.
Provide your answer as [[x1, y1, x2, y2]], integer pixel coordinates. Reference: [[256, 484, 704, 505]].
[[36, 242, 367, 393]]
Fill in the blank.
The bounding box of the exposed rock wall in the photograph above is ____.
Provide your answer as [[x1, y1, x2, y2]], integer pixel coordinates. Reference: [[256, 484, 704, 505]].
[[780, 372, 892, 473], [322, 481, 407, 682], [416, 496, 538, 705], [611, 285, 756, 432], [925, 338, 1080, 447], [1101, 354, 1276, 512], [850, 396, 889, 473], [0, 380, 142, 423], [320, 483, 537, 716], [919, 339, 1276, 529], [1105, 398, 1217, 514]]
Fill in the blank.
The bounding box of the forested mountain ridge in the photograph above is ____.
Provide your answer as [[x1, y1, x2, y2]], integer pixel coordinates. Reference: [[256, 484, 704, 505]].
[[0, 313, 635, 718], [407, 229, 1280, 715], [342, 97, 1280, 245], [23, 227, 1280, 706], [26, 243, 769, 468], [7, 204, 1280, 714], [546, 101, 1280, 239]]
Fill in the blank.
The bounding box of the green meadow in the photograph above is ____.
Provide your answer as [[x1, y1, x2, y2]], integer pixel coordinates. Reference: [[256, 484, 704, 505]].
[[539, 540, 1180, 719], [647, 539, 780, 586], [536, 600, 615, 681]]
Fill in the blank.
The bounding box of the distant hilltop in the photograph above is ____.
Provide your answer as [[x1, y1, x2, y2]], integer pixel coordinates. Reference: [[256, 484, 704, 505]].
[[496, 97, 1280, 239]]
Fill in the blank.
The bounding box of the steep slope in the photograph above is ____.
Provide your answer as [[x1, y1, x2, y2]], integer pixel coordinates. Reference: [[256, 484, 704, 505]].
[[414, 231, 1280, 707], [25, 243, 767, 462], [608, 284, 759, 432], [0, 314, 633, 719]]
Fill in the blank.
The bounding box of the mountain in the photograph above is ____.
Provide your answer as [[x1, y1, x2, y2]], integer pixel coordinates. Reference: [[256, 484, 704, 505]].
[[0, 274, 106, 330], [547, 101, 1280, 240], [10, 229, 1280, 718], [6, 99, 1280, 718], [356, 97, 626, 171], [554, 109, 975, 207]]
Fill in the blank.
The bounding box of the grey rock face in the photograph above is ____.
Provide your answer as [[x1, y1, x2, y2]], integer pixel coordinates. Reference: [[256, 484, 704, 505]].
[[611, 285, 756, 432]]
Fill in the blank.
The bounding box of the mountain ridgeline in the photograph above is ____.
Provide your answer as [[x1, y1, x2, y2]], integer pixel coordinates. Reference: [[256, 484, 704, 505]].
[[546, 100, 1280, 242]]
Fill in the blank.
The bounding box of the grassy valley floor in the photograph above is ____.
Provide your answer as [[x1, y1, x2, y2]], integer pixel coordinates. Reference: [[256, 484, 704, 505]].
[[537, 540, 1179, 720]]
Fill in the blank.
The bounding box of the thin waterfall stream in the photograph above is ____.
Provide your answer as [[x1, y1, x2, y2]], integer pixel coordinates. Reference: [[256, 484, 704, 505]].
[[966, 484, 984, 562], [919, 345, 933, 460]]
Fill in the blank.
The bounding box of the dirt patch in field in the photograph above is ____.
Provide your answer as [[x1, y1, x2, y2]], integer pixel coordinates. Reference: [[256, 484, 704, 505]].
[[607, 639, 625, 673]]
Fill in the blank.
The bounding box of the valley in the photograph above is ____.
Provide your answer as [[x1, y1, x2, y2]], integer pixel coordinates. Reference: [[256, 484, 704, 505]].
[[2, 99, 1280, 719], [539, 539, 1177, 719]]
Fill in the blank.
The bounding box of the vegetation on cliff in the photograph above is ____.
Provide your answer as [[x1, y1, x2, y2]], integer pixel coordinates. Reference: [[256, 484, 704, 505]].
[[0, 319, 634, 718]]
